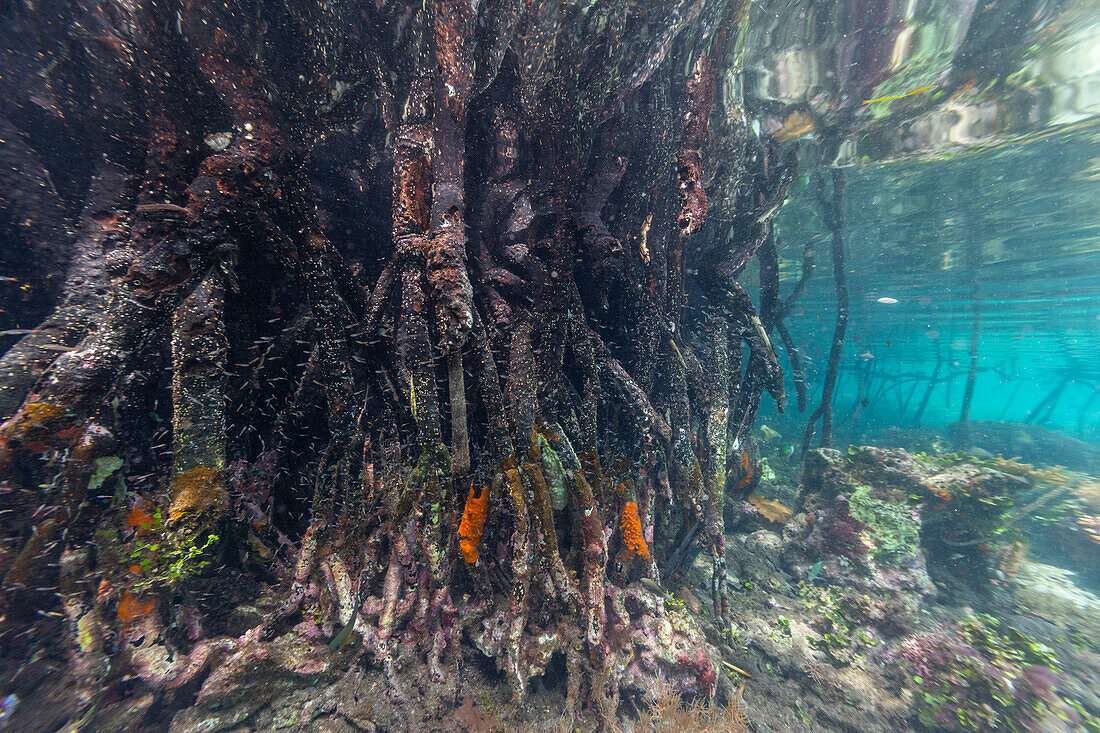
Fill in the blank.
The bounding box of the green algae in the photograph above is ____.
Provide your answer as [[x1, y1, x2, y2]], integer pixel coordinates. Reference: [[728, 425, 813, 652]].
[[536, 433, 569, 511], [848, 483, 920, 565]]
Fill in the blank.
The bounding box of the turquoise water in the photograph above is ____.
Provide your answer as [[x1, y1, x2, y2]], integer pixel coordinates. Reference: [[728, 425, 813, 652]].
[[764, 131, 1100, 445]]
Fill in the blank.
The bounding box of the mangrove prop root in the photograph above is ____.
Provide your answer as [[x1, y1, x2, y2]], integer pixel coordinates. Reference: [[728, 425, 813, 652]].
[[957, 222, 982, 444], [591, 332, 672, 447], [447, 350, 471, 476], [678, 55, 715, 236], [775, 231, 816, 412], [699, 315, 730, 621], [802, 166, 849, 454], [169, 270, 229, 528], [0, 162, 133, 422], [545, 426, 607, 655]]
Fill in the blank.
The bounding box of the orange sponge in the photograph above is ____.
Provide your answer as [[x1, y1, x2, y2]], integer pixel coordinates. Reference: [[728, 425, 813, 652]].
[[117, 590, 156, 624], [621, 500, 650, 560], [458, 485, 490, 564]]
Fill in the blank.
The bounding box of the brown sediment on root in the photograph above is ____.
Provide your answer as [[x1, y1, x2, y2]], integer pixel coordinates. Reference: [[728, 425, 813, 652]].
[[393, 81, 444, 449], [428, 0, 476, 352], [426, 224, 475, 351], [168, 466, 227, 525], [0, 402, 69, 447]]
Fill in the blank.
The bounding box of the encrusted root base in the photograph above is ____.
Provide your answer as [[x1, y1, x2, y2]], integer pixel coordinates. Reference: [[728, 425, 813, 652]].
[[1, 583, 728, 733]]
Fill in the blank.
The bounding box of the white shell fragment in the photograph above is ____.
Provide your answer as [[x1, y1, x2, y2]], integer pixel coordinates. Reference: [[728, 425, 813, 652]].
[[204, 132, 233, 151]]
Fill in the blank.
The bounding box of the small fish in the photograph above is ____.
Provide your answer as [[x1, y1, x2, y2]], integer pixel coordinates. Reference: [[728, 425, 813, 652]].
[[0, 329, 37, 336], [783, 444, 795, 457], [876, 297, 899, 304], [0, 276, 17, 282], [135, 202, 191, 218], [759, 424, 781, 441], [862, 85, 934, 105], [859, 351, 875, 360], [806, 560, 823, 584], [640, 577, 664, 594], [328, 614, 358, 652], [722, 660, 753, 678]]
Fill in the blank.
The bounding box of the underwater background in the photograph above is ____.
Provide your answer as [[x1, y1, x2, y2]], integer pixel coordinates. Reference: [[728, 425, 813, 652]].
[[760, 130, 1100, 446], [0, 0, 1099, 731]]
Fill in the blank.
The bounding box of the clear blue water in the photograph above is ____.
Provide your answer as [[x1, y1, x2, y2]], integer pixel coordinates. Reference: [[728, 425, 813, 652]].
[[764, 131, 1100, 445]]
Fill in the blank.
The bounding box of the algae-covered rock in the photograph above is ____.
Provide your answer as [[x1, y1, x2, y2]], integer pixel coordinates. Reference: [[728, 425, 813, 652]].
[[797, 449, 929, 574], [801, 446, 930, 500], [613, 586, 720, 698], [787, 448, 940, 632], [795, 446, 1038, 604], [1010, 560, 1100, 642], [894, 617, 1091, 732], [847, 483, 920, 566]]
